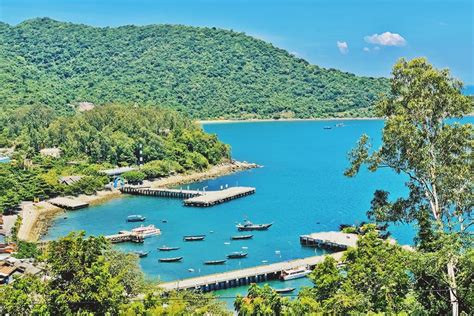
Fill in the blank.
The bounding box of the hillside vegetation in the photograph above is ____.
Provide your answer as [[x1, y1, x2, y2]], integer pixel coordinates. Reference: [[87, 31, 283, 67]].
[[0, 18, 389, 119]]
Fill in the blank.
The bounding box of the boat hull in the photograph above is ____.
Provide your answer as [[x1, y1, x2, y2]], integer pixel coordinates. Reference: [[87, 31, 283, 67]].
[[231, 235, 253, 240], [204, 260, 226, 265], [237, 224, 272, 231], [158, 247, 180, 251], [159, 257, 183, 262]]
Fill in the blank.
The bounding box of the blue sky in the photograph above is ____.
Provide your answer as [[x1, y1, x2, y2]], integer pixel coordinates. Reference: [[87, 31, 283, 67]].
[[1, 0, 473, 84]]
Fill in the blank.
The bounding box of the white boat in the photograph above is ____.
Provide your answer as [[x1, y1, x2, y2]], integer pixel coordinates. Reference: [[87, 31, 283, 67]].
[[131, 225, 161, 238], [280, 266, 312, 281]]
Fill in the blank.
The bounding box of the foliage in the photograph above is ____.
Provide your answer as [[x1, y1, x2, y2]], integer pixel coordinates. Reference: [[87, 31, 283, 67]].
[[122, 170, 145, 185], [0, 274, 48, 315], [14, 240, 41, 259], [0, 18, 389, 119], [142, 159, 183, 179], [235, 284, 290, 315]]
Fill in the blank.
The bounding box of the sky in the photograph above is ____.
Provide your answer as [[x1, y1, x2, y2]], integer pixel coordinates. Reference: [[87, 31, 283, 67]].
[[1, 0, 473, 84]]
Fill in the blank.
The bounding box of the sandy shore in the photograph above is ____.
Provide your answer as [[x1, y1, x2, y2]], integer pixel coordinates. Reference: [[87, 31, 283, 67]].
[[198, 117, 382, 124], [18, 160, 258, 242]]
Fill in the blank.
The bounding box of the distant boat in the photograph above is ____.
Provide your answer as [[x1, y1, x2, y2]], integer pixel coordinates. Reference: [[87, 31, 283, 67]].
[[161, 219, 168, 223], [323, 126, 332, 130], [133, 251, 149, 258], [231, 234, 253, 240], [188, 268, 195, 272], [204, 259, 226, 265], [183, 235, 206, 241], [159, 256, 183, 263], [274, 287, 296, 294], [280, 266, 311, 281], [158, 246, 180, 251], [131, 225, 161, 238], [227, 252, 248, 259], [335, 123, 345, 127], [236, 220, 273, 231], [127, 215, 146, 222]]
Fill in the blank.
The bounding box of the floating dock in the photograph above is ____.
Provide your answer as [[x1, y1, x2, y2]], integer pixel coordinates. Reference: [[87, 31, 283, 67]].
[[120, 186, 255, 207], [48, 197, 89, 210], [104, 231, 144, 244], [159, 252, 343, 292], [300, 231, 359, 251]]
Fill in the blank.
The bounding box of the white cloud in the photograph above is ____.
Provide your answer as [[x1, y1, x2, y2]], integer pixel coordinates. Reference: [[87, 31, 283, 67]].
[[363, 47, 370, 52], [364, 32, 406, 46], [337, 41, 349, 54]]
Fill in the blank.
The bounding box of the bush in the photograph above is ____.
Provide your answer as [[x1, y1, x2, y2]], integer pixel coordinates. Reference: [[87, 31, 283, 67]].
[[123, 171, 145, 185]]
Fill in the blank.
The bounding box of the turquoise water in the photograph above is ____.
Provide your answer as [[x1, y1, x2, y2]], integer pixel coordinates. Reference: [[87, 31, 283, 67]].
[[44, 120, 416, 283]]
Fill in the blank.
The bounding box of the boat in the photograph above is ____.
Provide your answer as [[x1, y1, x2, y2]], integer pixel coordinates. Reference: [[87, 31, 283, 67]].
[[335, 123, 345, 127], [159, 256, 183, 262], [133, 251, 149, 258], [131, 225, 161, 238], [280, 266, 312, 281], [323, 126, 332, 130], [204, 259, 226, 265], [231, 234, 253, 240], [274, 287, 296, 294], [183, 235, 206, 241], [127, 215, 146, 222], [227, 252, 248, 259], [158, 246, 180, 251], [236, 220, 273, 231]]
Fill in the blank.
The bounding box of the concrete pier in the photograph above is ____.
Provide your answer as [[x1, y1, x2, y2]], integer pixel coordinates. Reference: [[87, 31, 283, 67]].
[[105, 231, 144, 244], [300, 231, 359, 251], [48, 197, 89, 210]]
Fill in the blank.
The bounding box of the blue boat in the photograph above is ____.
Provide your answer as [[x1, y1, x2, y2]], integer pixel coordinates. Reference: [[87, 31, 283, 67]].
[[127, 215, 146, 222]]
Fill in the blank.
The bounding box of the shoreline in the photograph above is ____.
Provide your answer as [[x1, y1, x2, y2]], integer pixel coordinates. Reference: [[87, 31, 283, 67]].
[[19, 160, 259, 242], [198, 117, 382, 124]]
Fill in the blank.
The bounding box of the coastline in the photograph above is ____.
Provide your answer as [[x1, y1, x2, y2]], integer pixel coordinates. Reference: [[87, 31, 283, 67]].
[[198, 117, 382, 124], [19, 160, 259, 242]]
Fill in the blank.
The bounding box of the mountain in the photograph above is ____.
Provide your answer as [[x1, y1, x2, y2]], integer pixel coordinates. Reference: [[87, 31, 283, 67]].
[[0, 18, 389, 119]]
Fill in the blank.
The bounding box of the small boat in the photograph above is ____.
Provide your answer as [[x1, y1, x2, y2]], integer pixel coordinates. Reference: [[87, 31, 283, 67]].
[[159, 257, 183, 263], [204, 259, 226, 265], [224, 242, 231, 245], [183, 235, 206, 241], [158, 246, 180, 251], [227, 252, 248, 259], [335, 123, 345, 127], [231, 234, 253, 240], [274, 287, 296, 294], [127, 215, 146, 222], [236, 220, 273, 231], [280, 266, 312, 281], [133, 251, 149, 258], [188, 268, 195, 272], [132, 225, 161, 238], [161, 219, 168, 223], [323, 126, 332, 130]]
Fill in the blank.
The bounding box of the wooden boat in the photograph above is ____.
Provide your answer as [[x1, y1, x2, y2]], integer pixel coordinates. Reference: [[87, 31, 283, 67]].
[[133, 251, 149, 258], [183, 235, 206, 241], [227, 252, 248, 259], [159, 256, 183, 263], [231, 234, 253, 240], [274, 287, 296, 294], [236, 220, 273, 231], [204, 259, 226, 265], [127, 215, 146, 222], [158, 246, 180, 251]]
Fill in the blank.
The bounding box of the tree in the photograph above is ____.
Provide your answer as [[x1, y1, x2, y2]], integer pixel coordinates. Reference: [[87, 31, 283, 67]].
[[0, 274, 48, 315], [234, 284, 290, 315], [345, 57, 473, 315], [122, 170, 145, 185]]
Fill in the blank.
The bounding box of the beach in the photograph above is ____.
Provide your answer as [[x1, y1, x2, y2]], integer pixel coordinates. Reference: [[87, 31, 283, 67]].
[[18, 160, 258, 242]]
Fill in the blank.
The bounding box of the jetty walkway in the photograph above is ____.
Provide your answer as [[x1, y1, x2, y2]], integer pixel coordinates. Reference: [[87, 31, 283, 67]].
[[120, 186, 255, 207], [104, 231, 144, 244], [160, 252, 343, 292]]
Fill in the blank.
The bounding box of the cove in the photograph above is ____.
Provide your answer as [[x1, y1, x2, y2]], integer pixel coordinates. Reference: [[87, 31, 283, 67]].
[[43, 119, 418, 282]]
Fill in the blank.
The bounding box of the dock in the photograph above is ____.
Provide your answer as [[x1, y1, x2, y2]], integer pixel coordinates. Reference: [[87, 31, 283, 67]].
[[300, 231, 359, 251], [48, 197, 89, 210], [120, 186, 256, 207], [104, 231, 144, 244], [159, 252, 343, 292]]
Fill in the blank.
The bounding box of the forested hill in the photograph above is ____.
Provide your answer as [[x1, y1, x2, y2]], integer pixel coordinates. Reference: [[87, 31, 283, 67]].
[[0, 18, 389, 119]]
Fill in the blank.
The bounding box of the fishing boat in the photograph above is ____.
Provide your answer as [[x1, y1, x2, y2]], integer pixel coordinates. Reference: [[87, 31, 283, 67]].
[[323, 126, 332, 130], [227, 252, 248, 259], [131, 225, 161, 238], [274, 287, 296, 294], [133, 251, 149, 258], [159, 256, 183, 263], [204, 259, 226, 265], [127, 215, 146, 222], [280, 266, 312, 281], [236, 220, 273, 231], [158, 246, 180, 251], [231, 234, 253, 240], [183, 235, 206, 241]]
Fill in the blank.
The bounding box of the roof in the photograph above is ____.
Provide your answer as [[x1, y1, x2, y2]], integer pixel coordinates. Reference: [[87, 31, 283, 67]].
[[0, 265, 16, 277], [100, 166, 136, 176], [59, 176, 83, 185], [39, 147, 61, 158]]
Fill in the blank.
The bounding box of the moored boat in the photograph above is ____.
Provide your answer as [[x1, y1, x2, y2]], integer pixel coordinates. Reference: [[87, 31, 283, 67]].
[[127, 215, 146, 222], [274, 287, 296, 294], [323, 126, 332, 130], [236, 220, 273, 231], [231, 234, 253, 240], [280, 266, 312, 281], [204, 259, 226, 265], [227, 252, 248, 259], [183, 235, 206, 241], [133, 251, 149, 258], [158, 246, 180, 251], [159, 256, 183, 262], [131, 225, 161, 238]]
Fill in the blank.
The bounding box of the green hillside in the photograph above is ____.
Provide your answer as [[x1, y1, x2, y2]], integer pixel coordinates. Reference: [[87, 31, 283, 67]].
[[0, 18, 389, 119]]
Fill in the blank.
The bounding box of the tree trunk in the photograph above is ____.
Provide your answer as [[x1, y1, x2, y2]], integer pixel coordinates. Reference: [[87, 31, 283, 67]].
[[447, 260, 458, 316]]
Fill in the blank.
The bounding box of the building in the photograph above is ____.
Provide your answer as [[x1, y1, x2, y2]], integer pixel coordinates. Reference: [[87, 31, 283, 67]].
[[39, 147, 61, 158], [59, 175, 83, 186], [99, 166, 136, 177]]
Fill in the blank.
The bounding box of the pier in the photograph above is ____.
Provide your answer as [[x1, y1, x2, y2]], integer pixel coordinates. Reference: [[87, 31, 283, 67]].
[[300, 231, 359, 251], [48, 197, 89, 210], [120, 186, 256, 207], [159, 252, 343, 292], [104, 231, 144, 244]]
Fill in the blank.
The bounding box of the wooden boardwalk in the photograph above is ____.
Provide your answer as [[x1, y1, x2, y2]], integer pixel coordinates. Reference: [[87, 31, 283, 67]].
[[121, 186, 255, 207], [104, 231, 144, 243], [159, 252, 343, 292]]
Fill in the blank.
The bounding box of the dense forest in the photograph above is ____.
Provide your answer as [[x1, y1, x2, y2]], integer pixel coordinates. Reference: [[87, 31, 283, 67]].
[[0, 18, 389, 119]]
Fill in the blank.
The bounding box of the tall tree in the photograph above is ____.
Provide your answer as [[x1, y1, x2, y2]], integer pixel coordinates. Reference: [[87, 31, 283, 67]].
[[345, 57, 473, 315]]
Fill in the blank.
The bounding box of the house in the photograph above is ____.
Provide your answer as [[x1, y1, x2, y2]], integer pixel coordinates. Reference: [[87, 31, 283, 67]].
[[39, 147, 61, 158], [0, 264, 17, 284], [59, 176, 83, 186]]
